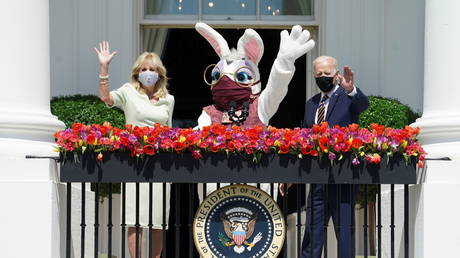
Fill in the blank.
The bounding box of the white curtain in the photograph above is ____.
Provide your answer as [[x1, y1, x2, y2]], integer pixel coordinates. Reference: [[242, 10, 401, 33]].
[[145, 0, 164, 15], [297, 0, 312, 15], [142, 28, 169, 57]]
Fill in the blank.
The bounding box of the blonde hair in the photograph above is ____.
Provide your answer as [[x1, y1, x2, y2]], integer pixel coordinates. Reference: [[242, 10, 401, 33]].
[[130, 52, 169, 98]]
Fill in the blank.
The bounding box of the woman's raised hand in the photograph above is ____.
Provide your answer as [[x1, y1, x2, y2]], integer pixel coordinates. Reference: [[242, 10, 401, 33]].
[[94, 41, 117, 67]]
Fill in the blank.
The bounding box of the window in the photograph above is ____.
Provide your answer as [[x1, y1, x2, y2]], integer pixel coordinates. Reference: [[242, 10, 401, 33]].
[[143, 0, 315, 25]]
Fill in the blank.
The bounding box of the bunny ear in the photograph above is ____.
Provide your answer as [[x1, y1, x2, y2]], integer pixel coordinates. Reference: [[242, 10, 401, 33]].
[[195, 22, 231, 59], [237, 29, 264, 65]]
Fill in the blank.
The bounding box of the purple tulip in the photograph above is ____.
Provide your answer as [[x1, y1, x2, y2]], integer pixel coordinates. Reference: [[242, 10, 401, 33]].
[[352, 158, 360, 165], [328, 152, 336, 160]]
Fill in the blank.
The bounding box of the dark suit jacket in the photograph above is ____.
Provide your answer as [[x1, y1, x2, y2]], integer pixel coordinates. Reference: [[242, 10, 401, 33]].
[[303, 86, 369, 128]]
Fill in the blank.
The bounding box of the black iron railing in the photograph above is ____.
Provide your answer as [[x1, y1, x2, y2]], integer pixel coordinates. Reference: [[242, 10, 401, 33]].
[[58, 152, 422, 258]]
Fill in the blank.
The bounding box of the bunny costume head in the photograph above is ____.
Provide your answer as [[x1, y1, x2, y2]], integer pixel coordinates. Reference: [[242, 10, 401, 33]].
[[195, 22, 315, 128], [196, 23, 264, 111]]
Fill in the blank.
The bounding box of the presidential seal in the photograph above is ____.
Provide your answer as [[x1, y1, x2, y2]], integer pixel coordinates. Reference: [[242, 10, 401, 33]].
[[193, 184, 285, 258]]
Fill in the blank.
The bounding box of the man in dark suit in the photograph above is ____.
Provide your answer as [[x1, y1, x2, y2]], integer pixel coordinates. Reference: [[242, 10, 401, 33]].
[[285, 55, 369, 257]]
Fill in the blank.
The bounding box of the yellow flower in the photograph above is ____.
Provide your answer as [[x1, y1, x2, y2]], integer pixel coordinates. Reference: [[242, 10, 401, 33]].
[[274, 140, 281, 147], [401, 140, 408, 148], [143, 135, 148, 142], [179, 135, 186, 143], [360, 152, 365, 156], [382, 142, 388, 150], [78, 139, 83, 146]]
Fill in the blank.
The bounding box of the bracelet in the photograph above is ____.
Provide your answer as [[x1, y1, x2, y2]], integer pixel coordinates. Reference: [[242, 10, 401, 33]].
[[99, 74, 109, 79]]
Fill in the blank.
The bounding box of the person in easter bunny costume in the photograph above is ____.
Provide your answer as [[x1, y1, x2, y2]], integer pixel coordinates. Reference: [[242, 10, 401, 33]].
[[195, 22, 315, 199]]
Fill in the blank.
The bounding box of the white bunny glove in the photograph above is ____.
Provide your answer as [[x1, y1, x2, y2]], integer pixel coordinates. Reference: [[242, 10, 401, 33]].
[[276, 25, 315, 71], [257, 26, 315, 125]]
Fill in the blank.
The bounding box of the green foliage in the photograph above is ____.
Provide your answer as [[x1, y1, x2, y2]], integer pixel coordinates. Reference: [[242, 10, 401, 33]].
[[357, 96, 420, 208], [90, 183, 121, 202], [218, 232, 230, 247], [51, 95, 125, 199], [50, 95, 125, 128], [359, 96, 420, 129]]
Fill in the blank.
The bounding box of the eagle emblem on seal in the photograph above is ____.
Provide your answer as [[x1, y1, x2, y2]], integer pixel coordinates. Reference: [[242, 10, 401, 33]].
[[218, 207, 263, 254]]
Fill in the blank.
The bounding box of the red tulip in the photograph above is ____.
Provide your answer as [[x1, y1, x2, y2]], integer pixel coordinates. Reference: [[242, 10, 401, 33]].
[[143, 145, 155, 155]]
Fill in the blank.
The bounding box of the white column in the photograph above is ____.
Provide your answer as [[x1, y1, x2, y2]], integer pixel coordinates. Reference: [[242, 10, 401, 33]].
[[0, 0, 64, 144], [0, 0, 65, 257], [411, 1, 460, 258], [413, 0, 460, 159]]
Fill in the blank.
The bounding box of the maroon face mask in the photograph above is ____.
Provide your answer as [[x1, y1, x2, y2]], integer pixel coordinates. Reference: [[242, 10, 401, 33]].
[[211, 75, 252, 111]]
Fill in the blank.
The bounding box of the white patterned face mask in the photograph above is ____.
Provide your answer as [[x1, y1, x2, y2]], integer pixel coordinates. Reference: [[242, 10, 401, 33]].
[[138, 71, 159, 87]]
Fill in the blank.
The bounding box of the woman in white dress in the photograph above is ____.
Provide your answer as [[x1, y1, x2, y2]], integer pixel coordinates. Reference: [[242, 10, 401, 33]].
[[95, 41, 173, 258]]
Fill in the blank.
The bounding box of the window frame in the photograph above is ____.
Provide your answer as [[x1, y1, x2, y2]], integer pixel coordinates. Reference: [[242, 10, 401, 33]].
[[141, 0, 318, 27]]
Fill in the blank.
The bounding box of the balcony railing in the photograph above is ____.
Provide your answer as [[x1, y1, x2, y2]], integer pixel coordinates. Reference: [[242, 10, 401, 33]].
[[59, 152, 422, 258]]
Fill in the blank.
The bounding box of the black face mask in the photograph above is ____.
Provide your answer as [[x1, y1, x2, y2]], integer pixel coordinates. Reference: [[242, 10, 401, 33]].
[[315, 76, 335, 92]]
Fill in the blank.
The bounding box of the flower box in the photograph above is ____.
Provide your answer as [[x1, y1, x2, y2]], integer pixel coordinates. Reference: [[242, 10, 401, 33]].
[[60, 152, 418, 184], [56, 122, 425, 184]]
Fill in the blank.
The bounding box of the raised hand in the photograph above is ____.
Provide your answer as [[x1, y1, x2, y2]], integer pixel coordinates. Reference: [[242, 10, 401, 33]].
[[94, 41, 117, 67], [338, 65, 355, 93], [277, 25, 315, 63]]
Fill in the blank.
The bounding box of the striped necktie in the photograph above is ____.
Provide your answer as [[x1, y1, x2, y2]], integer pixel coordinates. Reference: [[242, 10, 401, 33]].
[[317, 95, 329, 124]]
